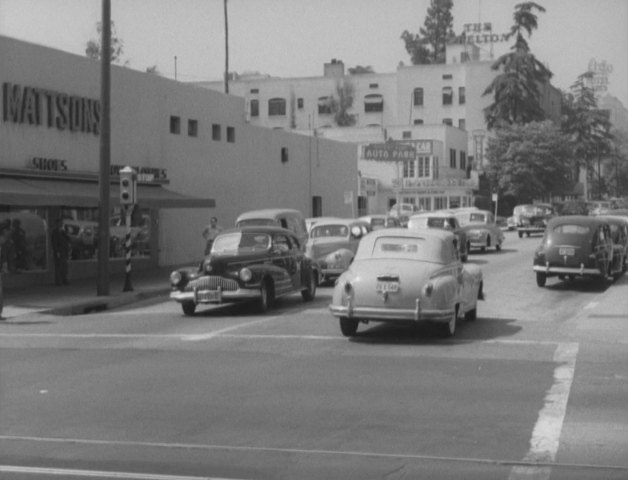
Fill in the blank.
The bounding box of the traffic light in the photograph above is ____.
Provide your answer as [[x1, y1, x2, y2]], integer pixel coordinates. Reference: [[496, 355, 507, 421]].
[[119, 166, 137, 205]]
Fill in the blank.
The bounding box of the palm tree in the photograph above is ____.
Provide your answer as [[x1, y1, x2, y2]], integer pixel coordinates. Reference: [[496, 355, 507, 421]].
[[483, 2, 552, 129]]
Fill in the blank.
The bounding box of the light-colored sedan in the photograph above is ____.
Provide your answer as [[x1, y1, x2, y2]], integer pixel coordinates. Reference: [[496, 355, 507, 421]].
[[329, 228, 483, 338], [453, 209, 505, 252], [306, 218, 370, 284]]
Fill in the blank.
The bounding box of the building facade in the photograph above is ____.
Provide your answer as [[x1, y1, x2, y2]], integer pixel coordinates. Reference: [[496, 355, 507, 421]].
[[0, 36, 358, 289]]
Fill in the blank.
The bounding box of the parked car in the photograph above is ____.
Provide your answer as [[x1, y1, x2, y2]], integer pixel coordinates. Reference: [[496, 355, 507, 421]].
[[407, 211, 469, 261], [329, 228, 483, 338], [62, 218, 98, 260], [358, 214, 401, 231], [513, 204, 555, 238], [306, 218, 370, 285], [506, 216, 517, 231], [587, 200, 612, 216], [533, 216, 622, 287], [602, 215, 628, 273], [453, 209, 504, 252], [169, 226, 316, 315], [235, 208, 308, 250]]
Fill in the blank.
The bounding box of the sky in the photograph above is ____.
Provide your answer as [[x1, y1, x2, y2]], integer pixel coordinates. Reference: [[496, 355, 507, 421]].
[[1, 0, 627, 106]]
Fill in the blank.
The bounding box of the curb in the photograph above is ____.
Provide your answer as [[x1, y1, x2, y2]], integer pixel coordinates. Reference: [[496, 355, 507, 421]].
[[47, 287, 169, 316]]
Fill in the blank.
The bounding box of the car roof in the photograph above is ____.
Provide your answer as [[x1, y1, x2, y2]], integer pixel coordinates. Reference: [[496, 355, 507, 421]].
[[311, 218, 369, 227], [409, 211, 455, 219], [359, 214, 394, 220], [236, 208, 303, 221], [219, 226, 297, 236], [366, 227, 453, 240], [546, 215, 609, 227]]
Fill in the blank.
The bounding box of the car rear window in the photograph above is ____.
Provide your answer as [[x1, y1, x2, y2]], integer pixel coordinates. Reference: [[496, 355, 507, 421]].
[[553, 224, 590, 235], [366, 236, 448, 263], [311, 225, 349, 238]]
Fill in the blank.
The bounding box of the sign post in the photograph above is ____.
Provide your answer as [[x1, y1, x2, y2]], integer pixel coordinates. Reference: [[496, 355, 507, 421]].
[[119, 166, 137, 292]]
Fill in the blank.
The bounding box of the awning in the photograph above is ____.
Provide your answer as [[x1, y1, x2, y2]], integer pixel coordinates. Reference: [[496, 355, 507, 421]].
[[0, 177, 215, 209]]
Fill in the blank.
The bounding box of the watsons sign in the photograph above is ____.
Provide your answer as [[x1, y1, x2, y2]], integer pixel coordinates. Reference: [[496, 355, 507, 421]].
[[2, 82, 101, 135]]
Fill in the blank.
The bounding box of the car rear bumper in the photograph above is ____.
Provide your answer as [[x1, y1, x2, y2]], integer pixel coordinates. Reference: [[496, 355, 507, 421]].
[[329, 301, 455, 323], [171, 288, 260, 304], [532, 265, 603, 276]]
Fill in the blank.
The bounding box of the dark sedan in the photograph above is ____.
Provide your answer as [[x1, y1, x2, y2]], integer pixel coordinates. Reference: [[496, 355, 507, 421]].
[[533, 215, 622, 287], [170, 226, 317, 315]]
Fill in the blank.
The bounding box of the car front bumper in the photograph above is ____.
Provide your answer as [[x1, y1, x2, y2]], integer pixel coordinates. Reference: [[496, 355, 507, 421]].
[[170, 287, 261, 305], [329, 300, 455, 323]]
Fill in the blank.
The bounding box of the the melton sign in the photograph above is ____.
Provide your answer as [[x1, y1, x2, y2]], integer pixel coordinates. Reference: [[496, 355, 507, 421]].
[[363, 142, 416, 161], [2, 82, 101, 135]]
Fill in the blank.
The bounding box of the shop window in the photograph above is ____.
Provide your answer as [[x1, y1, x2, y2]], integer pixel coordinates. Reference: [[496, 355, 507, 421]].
[[413, 88, 424, 106], [434, 197, 447, 210], [227, 126, 235, 143], [188, 119, 198, 137], [318, 96, 332, 115], [169, 115, 181, 134], [442, 87, 453, 105], [250, 99, 259, 117], [449, 196, 461, 209], [458, 87, 466, 104], [212, 124, 221, 141], [364, 94, 383, 113], [0, 209, 48, 273], [268, 97, 286, 116], [108, 206, 151, 259]]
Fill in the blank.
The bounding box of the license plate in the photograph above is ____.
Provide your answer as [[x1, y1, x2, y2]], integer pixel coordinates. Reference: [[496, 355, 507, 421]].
[[559, 247, 575, 256], [197, 290, 221, 302], [376, 281, 399, 293]]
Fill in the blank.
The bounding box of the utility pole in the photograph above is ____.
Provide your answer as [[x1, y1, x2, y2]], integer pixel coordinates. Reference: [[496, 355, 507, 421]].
[[97, 0, 111, 296], [224, 0, 229, 94]]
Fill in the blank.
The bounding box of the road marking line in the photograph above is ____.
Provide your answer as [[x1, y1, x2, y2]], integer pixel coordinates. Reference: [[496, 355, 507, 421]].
[[0, 465, 219, 479], [181, 316, 281, 341], [508, 342, 579, 480]]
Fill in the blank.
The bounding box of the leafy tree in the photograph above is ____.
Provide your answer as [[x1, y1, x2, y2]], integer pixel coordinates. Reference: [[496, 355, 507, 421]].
[[401, 0, 455, 65], [328, 80, 356, 127], [85, 21, 128, 65], [484, 121, 573, 203], [561, 71, 614, 198], [348, 65, 374, 75], [483, 2, 552, 129]]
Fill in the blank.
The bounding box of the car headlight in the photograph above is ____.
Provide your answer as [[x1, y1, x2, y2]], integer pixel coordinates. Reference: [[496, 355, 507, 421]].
[[203, 262, 213, 274], [170, 271, 182, 286], [423, 282, 434, 297], [239, 267, 252, 282]]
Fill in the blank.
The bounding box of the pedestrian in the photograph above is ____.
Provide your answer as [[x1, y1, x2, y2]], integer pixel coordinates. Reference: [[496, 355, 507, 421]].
[[51, 218, 71, 285], [11, 218, 28, 271], [202, 216, 222, 255]]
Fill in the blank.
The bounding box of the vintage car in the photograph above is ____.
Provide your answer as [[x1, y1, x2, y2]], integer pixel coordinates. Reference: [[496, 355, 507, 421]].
[[533, 216, 623, 287], [305, 216, 342, 233], [513, 204, 555, 238], [453, 209, 504, 252], [235, 208, 309, 250], [305, 218, 370, 285], [602, 215, 628, 273], [170, 226, 316, 315], [407, 211, 469, 262], [329, 229, 483, 338], [358, 214, 401, 231]]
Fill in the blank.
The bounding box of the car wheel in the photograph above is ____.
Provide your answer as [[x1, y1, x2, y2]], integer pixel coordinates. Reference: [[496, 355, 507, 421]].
[[258, 279, 274, 313], [301, 268, 316, 301], [182, 301, 196, 316], [464, 307, 477, 322], [443, 307, 457, 337], [536, 272, 546, 287], [339, 317, 359, 337]]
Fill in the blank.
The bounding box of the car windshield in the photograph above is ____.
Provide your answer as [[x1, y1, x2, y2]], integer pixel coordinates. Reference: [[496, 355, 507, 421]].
[[211, 232, 271, 254], [311, 224, 349, 238], [427, 217, 453, 229], [365, 236, 447, 263]]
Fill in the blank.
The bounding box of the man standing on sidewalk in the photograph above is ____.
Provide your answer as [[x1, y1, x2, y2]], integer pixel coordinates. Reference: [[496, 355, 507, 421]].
[[202, 216, 222, 256], [51, 218, 71, 285]]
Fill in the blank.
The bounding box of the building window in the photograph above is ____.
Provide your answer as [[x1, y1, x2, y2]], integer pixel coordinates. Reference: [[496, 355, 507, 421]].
[[250, 99, 259, 117], [312, 196, 322, 217], [268, 98, 286, 116], [369, 83, 379, 89], [403, 160, 415, 178], [413, 88, 424, 106], [281, 147, 288, 163], [442, 86, 453, 105], [449, 148, 456, 169], [458, 118, 466, 130], [458, 86, 466, 104], [402, 131, 412, 139], [187, 119, 198, 137], [212, 123, 221, 141], [443, 118, 453, 126], [460, 151, 466, 170], [418, 156, 430, 178], [318, 96, 332, 115], [434, 197, 447, 209], [250, 88, 259, 94], [297, 98, 304, 109], [433, 157, 440, 179], [413, 119, 424, 125], [442, 74, 453, 80], [227, 126, 235, 143], [364, 94, 383, 113], [169, 115, 181, 134]]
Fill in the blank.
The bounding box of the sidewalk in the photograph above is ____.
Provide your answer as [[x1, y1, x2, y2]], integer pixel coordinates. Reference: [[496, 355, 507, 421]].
[[1, 265, 177, 320]]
